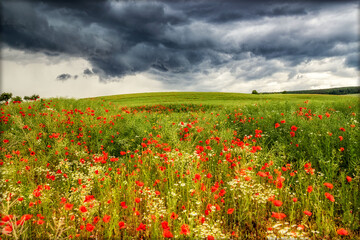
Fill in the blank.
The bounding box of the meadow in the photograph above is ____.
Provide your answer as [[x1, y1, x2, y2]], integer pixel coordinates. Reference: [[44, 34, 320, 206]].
[[0, 92, 359, 239]]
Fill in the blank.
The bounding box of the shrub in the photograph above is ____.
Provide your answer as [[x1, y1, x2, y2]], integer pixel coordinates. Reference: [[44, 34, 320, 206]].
[[0, 92, 12, 102]]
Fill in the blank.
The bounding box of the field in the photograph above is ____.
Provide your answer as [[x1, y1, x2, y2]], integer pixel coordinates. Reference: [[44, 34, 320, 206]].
[[0, 92, 359, 239]]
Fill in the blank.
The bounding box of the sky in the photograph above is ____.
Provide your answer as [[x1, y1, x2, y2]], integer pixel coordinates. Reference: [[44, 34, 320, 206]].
[[1, 0, 359, 98]]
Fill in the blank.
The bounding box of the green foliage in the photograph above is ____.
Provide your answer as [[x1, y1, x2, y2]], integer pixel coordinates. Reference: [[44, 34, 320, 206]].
[[24, 94, 40, 101], [252, 90, 258, 94], [267, 86, 360, 95], [0, 92, 12, 102], [11, 96, 22, 102]]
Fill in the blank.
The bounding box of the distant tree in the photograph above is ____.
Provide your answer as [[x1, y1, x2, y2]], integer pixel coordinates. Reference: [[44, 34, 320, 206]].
[[12, 96, 22, 103], [0, 92, 12, 102], [31, 94, 40, 100], [282, 91, 287, 94], [252, 90, 258, 94], [24, 94, 40, 101]]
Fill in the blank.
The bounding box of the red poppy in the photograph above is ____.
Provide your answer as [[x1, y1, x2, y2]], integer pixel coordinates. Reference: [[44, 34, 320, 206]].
[[227, 208, 234, 214], [136, 223, 146, 231], [161, 229, 172, 238], [207, 236, 215, 240], [170, 212, 178, 220], [271, 212, 286, 220], [3, 224, 12, 234], [37, 220, 45, 225], [325, 192, 335, 202], [346, 176, 352, 182], [93, 216, 100, 224], [118, 221, 126, 229], [120, 202, 128, 209], [337, 228, 348, 236], [86, 223, 95, 232], [304, 211, 312, 216], [273, 200, 283, 207], [161, 221, 170, 230], [275, 123, 280, 128], [64, 203, 73, 210], [291, 125, 298, 131], [79, 206, 87, 213], [307, 186, 313, 193], [103, 215, 111, 223], [292, 197, 298, 202], [323, 183, 333, 190], [180, 224, 190, 235]]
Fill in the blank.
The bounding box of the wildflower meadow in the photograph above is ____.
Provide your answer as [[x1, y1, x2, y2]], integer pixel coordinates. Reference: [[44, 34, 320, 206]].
[[0, 92, 359, 239]]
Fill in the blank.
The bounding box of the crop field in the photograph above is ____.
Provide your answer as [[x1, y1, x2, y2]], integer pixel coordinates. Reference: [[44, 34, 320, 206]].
[[0, 92, 359, 239]]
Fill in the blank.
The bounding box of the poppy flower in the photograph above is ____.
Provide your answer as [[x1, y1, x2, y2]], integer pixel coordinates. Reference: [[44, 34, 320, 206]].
[[79, 206, 87, 213], [103, 215, 111, 223], [346, 176, 352, 182], [227, 208, 234, 214], [307, 186, 313, 193], [170, 212, 178, 220], [21, 214, 32, 221], [291, 125, 298, 131], [163, 229, 173, 238], [118, 221, 126, 229], [271, 212, 286, 220], [304, 211, 312, 216], [3, 224, 12, 235], [337, 228, 348, 236], [37, 220, 45, 225], [136, 223, 146, 231], [93, 216, 100, 224], [120, 202, 128, 209], [323, 183, 333, 189], [325, 193, 335, 202], [86, 223, 95, 232], [273, 200, 283, 207], [161, 221, 170, 230], [292, 197, 298, 202], [64, 203, 73, 210], [275, 123, 280, 128], [180, 224, 190, 235]]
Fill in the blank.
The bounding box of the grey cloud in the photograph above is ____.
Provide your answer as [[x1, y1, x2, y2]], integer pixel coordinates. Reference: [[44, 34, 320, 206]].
[[83, 68, 94, 75], [56, 73, 72, 81], [1, 0, 358, 84], [345, 53, 359, 69]]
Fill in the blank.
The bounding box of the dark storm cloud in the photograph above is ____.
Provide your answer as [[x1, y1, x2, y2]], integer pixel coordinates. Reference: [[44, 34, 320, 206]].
[[83, 68, 94, 75], [56, 73, 78, 81], [56, 73, 72, 81], [1, 0, 358, 82]]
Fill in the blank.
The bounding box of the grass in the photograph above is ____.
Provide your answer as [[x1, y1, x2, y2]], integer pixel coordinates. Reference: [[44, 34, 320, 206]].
[[90, 92, 355, 106], [0, 92, 359, 239]]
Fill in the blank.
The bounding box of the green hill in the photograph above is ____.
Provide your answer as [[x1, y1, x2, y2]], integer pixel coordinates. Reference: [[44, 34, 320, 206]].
[[269, 86, 360, 95], [84, 91, 357, 107]]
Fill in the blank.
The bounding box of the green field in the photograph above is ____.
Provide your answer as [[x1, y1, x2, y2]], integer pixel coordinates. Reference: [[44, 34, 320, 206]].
[[1, 92, 359, 239], [91, 92, 355, 106]]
